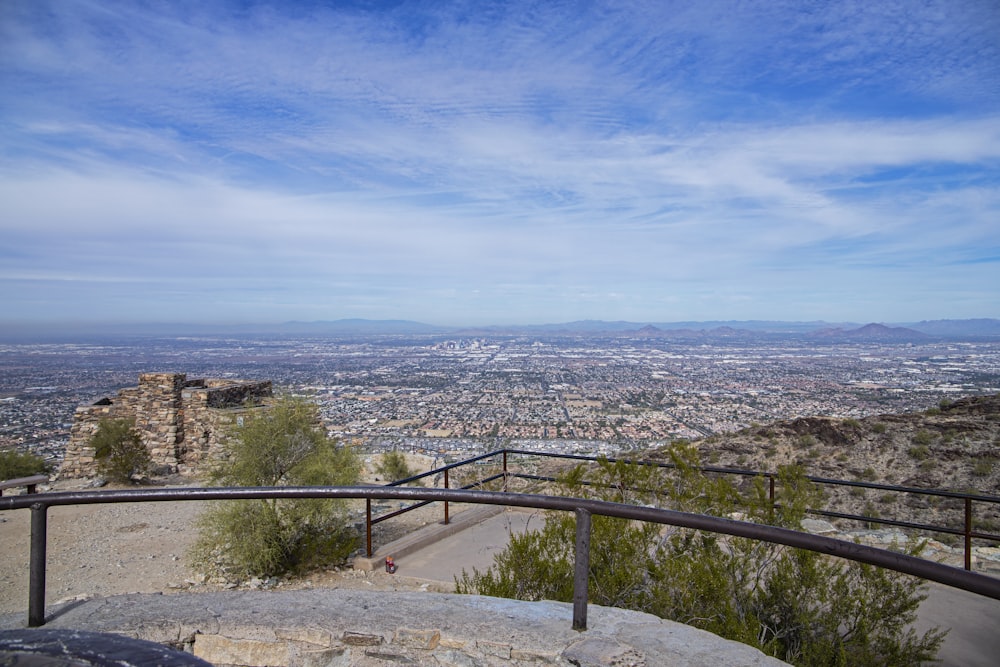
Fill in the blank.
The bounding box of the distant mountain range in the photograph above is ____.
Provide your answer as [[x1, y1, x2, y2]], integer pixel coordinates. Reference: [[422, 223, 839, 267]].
[[454, 319, 999, 341], [807, 323, 931, 342], [2, 318, 999, 342], [278, 319, 443, 335]]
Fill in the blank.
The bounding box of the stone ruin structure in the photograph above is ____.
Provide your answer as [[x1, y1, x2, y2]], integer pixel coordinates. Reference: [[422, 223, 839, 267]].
[[60, 373, 272, 479]]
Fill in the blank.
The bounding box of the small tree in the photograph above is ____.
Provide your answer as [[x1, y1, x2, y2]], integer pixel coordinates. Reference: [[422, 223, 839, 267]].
[[375, 449, 421, 484], [192, 396, 360, 579], [90, 417, 150, 484], [0, 449, 50, 480], [456, 443, 945, 666]]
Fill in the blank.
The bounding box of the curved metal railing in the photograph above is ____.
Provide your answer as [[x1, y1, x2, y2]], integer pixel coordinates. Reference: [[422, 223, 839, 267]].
[[3, 484, 999, 630]]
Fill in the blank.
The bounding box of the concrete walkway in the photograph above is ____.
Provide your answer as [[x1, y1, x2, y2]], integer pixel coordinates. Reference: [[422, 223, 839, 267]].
[[912, 581, 1000, 667], [381, 507, 542, 583], [353, 503, 508, 571]]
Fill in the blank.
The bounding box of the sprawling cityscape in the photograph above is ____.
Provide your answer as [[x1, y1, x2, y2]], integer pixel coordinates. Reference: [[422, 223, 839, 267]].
[[3, 331, 999, 468]]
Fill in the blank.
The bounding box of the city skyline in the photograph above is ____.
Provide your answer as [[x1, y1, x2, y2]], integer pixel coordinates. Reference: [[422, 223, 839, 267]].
[[2, 1, 998, 327]]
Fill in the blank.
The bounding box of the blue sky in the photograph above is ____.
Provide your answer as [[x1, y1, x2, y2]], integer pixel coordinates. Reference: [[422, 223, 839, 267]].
[[1, 0, 998, 327]]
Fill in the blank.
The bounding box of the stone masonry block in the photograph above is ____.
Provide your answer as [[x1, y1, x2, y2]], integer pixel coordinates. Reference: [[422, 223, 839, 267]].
[[394, 627, 441, 650], [340, 631, 382, 646], [364, 649, 418, 664], [475, 639, 512, 659], [511, 648, 562, 663], [296, 645, 346, 667], [432, 649, 481, 667], [193, 634, 290, 667], [275, 627, 332, 647]]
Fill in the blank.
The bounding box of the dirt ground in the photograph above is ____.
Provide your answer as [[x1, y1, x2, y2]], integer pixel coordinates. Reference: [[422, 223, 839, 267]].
[[0, 475, 452, 616]]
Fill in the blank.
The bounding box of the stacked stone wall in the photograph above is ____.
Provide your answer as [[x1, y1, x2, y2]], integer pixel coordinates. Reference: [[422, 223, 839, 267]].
[[132, 373, 186, 470], [179, 387, 211, 474], [60, 373, 272, 479], [178, 380, 271, 473], [62, 404, 115, 478]]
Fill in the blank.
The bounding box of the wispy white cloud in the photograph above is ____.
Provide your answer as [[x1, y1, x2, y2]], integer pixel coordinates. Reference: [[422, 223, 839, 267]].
[[1, 0, 998, 324]]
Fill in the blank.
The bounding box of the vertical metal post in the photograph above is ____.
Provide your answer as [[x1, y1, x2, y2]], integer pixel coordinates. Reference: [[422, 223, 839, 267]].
[[444, 468, 450, 525], [366, 499, 373, 558], [964, 497, 972, 571], [768, 475, 775, 504], [502, 450, 508, 492], [29, 502, 48, 627], [573, 508, 591, 631]]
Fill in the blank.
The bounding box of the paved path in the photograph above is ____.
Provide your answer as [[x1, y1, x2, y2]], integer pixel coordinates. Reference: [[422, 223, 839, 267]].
[[912, 581, 1000, 667], [392, 509, 1000, 667], [392, 507, 541, 583]]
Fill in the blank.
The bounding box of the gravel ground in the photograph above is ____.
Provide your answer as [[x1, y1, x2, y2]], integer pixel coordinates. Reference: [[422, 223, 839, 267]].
[[0, 477, 450, 615]]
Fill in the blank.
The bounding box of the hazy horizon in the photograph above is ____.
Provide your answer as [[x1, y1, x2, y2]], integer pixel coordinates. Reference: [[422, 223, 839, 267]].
[[3, 315, 999, 336], [2, 1, 998, 326]]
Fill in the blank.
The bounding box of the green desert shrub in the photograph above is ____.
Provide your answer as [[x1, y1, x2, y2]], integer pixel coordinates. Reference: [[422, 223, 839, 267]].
[[456, 443, 944, 667], [0, 449, 49, 480], [91, 417, 150, 484], [192, 396, 360, 579], [375, 449, 422, 485], [972, 458, 995, 477], [974, 517, 1000, 534]]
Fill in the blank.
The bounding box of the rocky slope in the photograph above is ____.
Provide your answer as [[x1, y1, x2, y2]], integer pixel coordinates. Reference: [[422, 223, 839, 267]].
[[675, 394, 1000, 541]]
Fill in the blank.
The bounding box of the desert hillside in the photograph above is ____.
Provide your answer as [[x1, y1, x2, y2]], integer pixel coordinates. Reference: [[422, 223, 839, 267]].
[[668, 394, 1000, 540]]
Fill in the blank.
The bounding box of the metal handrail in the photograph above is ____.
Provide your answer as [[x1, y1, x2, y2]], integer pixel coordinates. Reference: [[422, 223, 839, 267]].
[[0, 474, 48, 496], [501, 448, 1000, 566], [502, 448, 1000, 502], [367, 448, 1000, 570], [2, 485, 1000, 631], [505, 470, 1000, 537]]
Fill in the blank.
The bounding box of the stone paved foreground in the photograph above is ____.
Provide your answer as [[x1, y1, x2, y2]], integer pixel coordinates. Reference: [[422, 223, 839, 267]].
[[0, 589, 788, 666]]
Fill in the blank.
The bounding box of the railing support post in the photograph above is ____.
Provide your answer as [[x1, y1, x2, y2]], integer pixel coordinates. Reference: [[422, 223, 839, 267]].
[[366, 499, 372, 558], [965, 497, 972, 571], [444, 468, 450, 525], [502, 450, 508, 492], [29, 502, 48, 627], [573, 508, 591, 631]]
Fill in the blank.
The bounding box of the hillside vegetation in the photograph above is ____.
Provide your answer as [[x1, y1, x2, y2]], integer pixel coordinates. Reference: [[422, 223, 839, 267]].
[[463, 442, 949, 666], [513, 395, 1000, 543], [670, 393, 1000, 539], [467, 394, 999, 665]]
